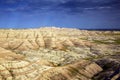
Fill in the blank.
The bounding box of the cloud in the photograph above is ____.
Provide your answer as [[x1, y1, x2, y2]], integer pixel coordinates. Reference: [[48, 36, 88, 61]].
[[57, 0, 120, 14], [0, 0, 120, 14]]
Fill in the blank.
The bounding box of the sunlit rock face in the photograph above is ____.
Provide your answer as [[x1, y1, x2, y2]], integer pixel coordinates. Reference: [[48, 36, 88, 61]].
[[0, 27, 120, 80]]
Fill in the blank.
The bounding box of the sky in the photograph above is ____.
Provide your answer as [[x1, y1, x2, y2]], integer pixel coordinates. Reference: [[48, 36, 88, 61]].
[[0, 0, 120, 29]]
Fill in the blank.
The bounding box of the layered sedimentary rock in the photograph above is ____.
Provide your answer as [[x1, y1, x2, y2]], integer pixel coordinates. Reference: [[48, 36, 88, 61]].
[[93, 54, 120, 80], [0, 28, 119, 51], [0, 60, 53, 80], [0, 47, 102, 80], [38, 60, 102, 80], [0, 55, 102, 80], [0, 27, 120, 80], [0, 47, 23, 60]]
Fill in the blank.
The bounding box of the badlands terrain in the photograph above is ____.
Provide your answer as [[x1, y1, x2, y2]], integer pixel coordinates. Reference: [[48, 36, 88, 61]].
[[0, 27, 120, 80]]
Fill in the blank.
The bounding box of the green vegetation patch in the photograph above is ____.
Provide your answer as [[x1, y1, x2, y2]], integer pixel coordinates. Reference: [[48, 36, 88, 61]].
[[84, 55, 104, 61], [93, 40, 110, 44], [114, 39, 120, 44], [104, 33, 120, 36], [93, 39, 120, 45]]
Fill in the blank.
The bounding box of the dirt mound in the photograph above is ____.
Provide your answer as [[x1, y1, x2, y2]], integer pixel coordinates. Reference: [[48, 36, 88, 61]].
[[38, 60, 102, 80], [0, 47, 24, 60], [0, 27, 119, 80]]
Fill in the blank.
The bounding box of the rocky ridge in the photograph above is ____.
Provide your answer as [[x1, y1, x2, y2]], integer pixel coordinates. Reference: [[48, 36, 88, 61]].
[[0, 27, 120, 80]]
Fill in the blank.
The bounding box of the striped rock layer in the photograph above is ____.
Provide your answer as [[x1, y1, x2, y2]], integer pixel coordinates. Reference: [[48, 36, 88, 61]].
[[0, 58, 102, 80], [0, 28, 119, 80], [0, 28, 106, 51], [0, 47, 102, 80]]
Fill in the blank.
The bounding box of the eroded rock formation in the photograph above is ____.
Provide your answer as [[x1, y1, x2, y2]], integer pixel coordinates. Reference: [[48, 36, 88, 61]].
[[0, 27, 120, 80]]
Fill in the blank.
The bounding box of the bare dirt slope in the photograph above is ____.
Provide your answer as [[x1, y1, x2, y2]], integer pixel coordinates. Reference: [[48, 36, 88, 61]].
[[0, 27, 120, 80]]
